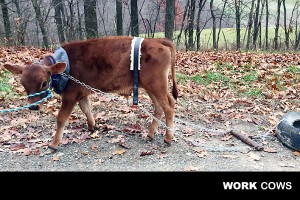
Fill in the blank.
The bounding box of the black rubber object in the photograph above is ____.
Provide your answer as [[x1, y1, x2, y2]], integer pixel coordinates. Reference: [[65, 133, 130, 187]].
[[276, 112, 300, 151]]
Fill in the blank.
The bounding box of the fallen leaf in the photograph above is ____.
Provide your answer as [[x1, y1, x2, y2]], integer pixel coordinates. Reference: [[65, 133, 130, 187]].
[[61, 138, 69, 145], [268, 115, 279, 126], [53, 155, 60, 161], [81, 132, 90, 140], [140, 151, 154, 157], [90, 131, 100, 138], [197, 151, 208, 158], [107, 135, 124, 143], [112, 149, 126, 155], [118, 106, 132, 113], [9, 143, 26, 151], [248, 152, 260, 161], [263, 147, 277, 153], [184, 166, 199, 171], [192, 147, 204, 153], [293, 151, 300, 156], [172, 136, 179, 142], [223, 154, 239, 159], [97, 96, 111, 102], [11, 118, 27, 127], [91, 144, 97, 150], [119, 141, 131, 149], [221, 134, 233, 141], [279, 163, 295, 168], [157, 153, 168, 159], [103, 124, 116, 131], [23, 148, 31, 156], [182, 128, 193, 135], [122, 125, 144, 134]]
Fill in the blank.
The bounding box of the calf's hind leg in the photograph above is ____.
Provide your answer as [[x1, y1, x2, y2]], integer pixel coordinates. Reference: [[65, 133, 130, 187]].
[[146, 91, 164, 140], [151, 92, 176, 145], [79, 95, 95, 131]]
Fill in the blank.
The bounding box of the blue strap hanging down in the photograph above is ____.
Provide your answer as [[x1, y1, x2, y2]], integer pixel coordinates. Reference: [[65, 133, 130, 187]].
[[131, 37, 144, 105]]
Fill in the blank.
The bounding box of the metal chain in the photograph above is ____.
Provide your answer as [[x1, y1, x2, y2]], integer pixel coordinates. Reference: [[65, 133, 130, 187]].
[[138, 105, 174, 131], [174, 118, 228, 135], [61, 73, 231, 135], [60, 72, 282, 152], [62, 73, 107, 96]]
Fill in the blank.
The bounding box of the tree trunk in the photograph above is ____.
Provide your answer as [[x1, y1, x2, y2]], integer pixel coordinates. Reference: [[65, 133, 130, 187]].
[[253, 0, 261, 50], [53, 0, 65, 43], [246, 0, 255, 50], [217, 0, 227, 49], [196, 0, 207, 51], [282, 0, 289, 49], [258, 0, 265, 49], [67, 0, 76, 41], [84, 0, 98, 39], [234, 0, 241, 50], [210, 0, 217, 50], [31, 0, 49, 48], [116, 0, 123, 35], [165, 0, 175, 40], [292, 1, 300, 50], [0, 0, 12, 45], [177, 0, 189, 46], [187, 0, 196, 50], [13, 0, 26, 45], [77, 0, 83, 40], [265, 0, 269, 50], [274, 0, 282, 50], [130, 0, 139, 36]]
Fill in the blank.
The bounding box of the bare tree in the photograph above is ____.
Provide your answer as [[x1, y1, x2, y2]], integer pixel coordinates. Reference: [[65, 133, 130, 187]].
[[53, 0, 66, 43], [116, 0, 123, 35], [274, 0, 282, 50], [210, 0, 217, 50], [186, 0, 196, 50], [196, 0, 207, 51], [165, 0, 175, 39], [246, 0, 255, 50], [252, 0, 261, 50], [265, 0, 269, 49], [76, 0, 83, 39], [177, 0, 189, 46], [131, 0, 139, 36], [84, 0, 98, 39], [282, 0, 289, 49], [234, 0, 241, 50], [216, 0, 227, 49], [31, 0, 50, 48], [0, 0, 12, 45]]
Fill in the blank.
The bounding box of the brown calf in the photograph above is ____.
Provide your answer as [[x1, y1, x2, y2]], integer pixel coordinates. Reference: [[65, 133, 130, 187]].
[[4, 36, 178, 151]]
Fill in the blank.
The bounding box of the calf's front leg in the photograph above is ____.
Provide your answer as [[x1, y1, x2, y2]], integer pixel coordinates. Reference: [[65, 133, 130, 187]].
[[48, 96, 77, 151]]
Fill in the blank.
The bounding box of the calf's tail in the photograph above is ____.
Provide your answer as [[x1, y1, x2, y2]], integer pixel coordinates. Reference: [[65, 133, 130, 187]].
[[159, 39, 178, 100]]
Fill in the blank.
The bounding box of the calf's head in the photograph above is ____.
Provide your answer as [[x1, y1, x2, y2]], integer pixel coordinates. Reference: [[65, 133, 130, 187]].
[[4, 62, 66, 110]]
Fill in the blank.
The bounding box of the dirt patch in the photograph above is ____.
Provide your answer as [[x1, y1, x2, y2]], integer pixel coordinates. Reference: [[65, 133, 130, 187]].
[[1, 92, 300, 171], [1, 48, 300, 171]]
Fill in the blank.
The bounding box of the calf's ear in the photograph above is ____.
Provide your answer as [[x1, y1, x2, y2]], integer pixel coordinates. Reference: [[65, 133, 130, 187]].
[[49, 62, 66, 74], [3, 64, 23, 75]]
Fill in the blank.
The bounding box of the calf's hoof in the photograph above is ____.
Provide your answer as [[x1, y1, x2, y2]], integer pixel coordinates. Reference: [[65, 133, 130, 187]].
[[146, 135, 154, 142], [44, 145, 58, 154], [164, 139, 171, 147]]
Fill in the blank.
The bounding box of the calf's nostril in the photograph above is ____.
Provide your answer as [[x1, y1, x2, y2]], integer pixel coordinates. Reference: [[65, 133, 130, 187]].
[[29, 105, 39, 111]]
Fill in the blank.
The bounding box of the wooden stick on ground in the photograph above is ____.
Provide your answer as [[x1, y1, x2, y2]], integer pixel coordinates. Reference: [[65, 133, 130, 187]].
[[229, 130, 264, 151]]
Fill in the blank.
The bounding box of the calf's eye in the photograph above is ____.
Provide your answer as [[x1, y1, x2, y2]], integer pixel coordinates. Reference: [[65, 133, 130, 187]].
[[42, 81, 48, 88]]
